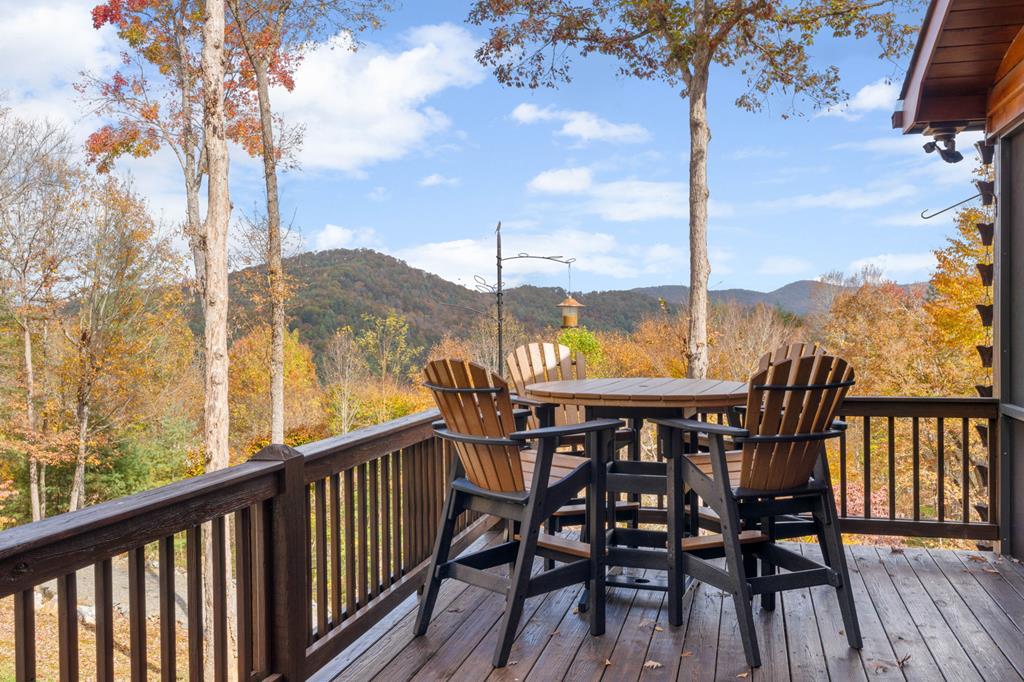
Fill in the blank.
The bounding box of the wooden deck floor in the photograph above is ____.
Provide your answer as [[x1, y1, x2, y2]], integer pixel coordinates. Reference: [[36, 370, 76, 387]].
[[318, 533, 1024, 681]]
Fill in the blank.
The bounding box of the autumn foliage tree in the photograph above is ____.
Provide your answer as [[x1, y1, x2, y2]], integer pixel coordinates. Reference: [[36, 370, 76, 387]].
[[469, 0, 921, 378]]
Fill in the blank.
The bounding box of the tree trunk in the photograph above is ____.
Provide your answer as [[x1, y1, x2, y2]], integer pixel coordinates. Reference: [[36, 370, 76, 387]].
[[200, 0, 231, 475], [686, 67, 711, 380], [69, 398, 89, 511], [253, 60, 286, 445], [201, 1, 232, 671], [22, 321, 42, 521]]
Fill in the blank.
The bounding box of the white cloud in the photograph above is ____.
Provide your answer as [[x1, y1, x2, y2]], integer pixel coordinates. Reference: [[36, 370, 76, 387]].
[[756, 257, 813, 276], [274, 24, 485, 174], [527, 167, 733, 222], [510, 103, 650, 144], [419, 173, 460, 187], [820, 79, 899, 121], [849, 252, 935, 278], [395, 227, 687, 286], [311, 224, 379, 251], [727, 145, 784, 160], [528, 167, 594, 194], [367, 186, 390, 202], [760, 184, 916, 211]]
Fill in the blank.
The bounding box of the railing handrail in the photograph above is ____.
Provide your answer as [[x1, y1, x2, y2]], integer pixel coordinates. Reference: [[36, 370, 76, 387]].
[[841, 395, 999, 418]]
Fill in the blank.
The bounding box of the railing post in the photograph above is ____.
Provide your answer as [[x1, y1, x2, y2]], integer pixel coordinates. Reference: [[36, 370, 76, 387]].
[[253, 444, 307, 680]]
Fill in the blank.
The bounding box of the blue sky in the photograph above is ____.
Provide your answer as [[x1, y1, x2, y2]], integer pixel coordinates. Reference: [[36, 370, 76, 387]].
[[1, 1, 981, 293]]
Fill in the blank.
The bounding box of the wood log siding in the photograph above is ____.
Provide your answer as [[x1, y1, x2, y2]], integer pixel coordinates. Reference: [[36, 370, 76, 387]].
[[834, 397, 1000, 540], [0, 399, 1000, 680], [0, 409, 494, 682]]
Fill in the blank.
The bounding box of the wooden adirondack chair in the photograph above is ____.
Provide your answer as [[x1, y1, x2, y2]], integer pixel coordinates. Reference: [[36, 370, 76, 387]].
[[505, 342, 639, 535], [416, 359, 622, 667], [655, 344, 861, 668]]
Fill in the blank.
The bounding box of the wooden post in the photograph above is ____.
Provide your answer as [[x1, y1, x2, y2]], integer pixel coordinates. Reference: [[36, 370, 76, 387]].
[[252, 444, 307, 680]]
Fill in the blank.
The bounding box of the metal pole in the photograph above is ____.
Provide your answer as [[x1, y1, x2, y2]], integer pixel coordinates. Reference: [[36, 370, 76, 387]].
[[496, 222, 504, 372]]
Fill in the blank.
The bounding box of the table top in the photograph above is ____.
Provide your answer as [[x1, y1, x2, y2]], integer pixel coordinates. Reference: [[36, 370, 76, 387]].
[[524, 377, 748, 409]]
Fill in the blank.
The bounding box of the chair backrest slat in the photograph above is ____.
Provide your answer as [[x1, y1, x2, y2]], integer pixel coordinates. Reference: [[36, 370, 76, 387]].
[[740, 344, 854, 491], [425, 359, 525, 492], [506, 342, 586, 428]]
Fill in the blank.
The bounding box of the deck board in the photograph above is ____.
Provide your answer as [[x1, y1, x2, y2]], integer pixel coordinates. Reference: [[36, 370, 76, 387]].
[[331, 545, 1024, 681]]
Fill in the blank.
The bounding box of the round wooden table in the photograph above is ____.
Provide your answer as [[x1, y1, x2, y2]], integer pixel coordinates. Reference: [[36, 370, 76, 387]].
[[525, 377, 748, 413], [525, 376, 749, 603]]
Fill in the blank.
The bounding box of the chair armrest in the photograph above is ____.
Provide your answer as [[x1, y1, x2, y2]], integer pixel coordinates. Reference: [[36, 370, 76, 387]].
[[832, 419, 848, 431], [510, 394, 545, 408], [509, 418, 624, 442], [650, 417, 750, 439], [433, 427, 518, 448]]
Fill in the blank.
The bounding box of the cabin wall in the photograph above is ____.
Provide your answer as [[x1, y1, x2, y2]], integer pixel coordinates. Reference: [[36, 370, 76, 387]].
[[996, 132, 1024, 558], [990, 27, 1024, 136]]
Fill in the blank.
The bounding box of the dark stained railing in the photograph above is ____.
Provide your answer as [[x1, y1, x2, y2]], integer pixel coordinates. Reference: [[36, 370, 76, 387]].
[[835, 396, 1000, 541], [0, 396, 1002, 680], [0, 408, 496, 681]]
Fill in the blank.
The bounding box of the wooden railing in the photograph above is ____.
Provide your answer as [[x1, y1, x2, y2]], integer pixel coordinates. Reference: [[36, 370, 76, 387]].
[[0, 408, 497, 681], [0, 396, 1002, 680], [834, 396, 1000, 541]]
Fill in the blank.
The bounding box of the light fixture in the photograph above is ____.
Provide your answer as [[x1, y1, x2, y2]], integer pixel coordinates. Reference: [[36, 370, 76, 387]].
[[557, 296, 584, 329], [923, 132, 963, 163]]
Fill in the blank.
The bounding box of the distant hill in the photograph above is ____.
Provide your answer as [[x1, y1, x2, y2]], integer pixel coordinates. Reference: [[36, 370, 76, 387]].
[[218, 248, 925, 357]]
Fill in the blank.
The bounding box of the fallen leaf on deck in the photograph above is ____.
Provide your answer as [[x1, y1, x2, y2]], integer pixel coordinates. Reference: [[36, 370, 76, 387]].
[[967, 554, 987, 563], [681, 651, 694, 658], [654, 624, 664, 632], [890, 547, 904, 554], [643, 660, 663, 670], [897, 654, 911, 669], [604, 658, 613, 667], [737, 672, 750, 678], [982, 567, 999, 574], [508, 660, 518, 666]]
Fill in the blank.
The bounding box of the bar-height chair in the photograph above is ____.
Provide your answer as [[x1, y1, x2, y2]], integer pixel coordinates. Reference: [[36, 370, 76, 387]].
[[506, 342, 639, 538], [655, 347, 861, 668], [415, 359, 622, 667]]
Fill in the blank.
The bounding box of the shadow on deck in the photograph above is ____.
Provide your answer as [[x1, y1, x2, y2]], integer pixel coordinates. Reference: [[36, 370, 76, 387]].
[[318, 533, 1024, 681]]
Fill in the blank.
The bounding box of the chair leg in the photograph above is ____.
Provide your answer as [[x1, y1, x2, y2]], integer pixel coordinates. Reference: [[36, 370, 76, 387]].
[[720, 496, 761, 668], [666, 454, 686, 627], [492, 510, 542, 667], [759, 516, 776, 611], [818, 491, 862, 650], [414, 487, 460, 636], [544, 518, 556, 571]]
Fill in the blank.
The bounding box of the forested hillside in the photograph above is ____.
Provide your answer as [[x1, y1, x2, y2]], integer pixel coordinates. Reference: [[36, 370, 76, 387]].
[[219, 247, 922, 355]]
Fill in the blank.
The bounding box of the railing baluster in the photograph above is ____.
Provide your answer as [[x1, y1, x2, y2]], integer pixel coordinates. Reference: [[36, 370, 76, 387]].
[[912, 417, 921, 521], [304, 483, 312, 639], [14, 588, 35, 682], [381, 454, 392, 587], [252, 503, 268, 674], [887, 415, 896, 520], [158, 536, 176, 682], [357, 462, 369, 607], [236, 507, 254, 681], [211, 516, 228, 682], [344, 467, 356, 616], [962, 417, 970, 523], [369, 458, 381, 598], [95, 558, 113, 682], [838, 419, 847, 517], [186, 525, 204, 681], [58, 571, 79, 682], [988, 416, 998, 527], [128, 546, 145, 682], [314, 478, 328, 636], [391, 450, 402, 579], [402, 447, 412, 572], [863, 416, 871, 518], [937, 417, 945, 522], [330, 472, 342, 624]]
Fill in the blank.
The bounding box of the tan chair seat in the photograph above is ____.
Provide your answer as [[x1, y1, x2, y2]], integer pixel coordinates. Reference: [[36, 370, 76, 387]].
[[686, 450, 744, 487], [520, 449, 588, 489], [528, 529, 767, 560]]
